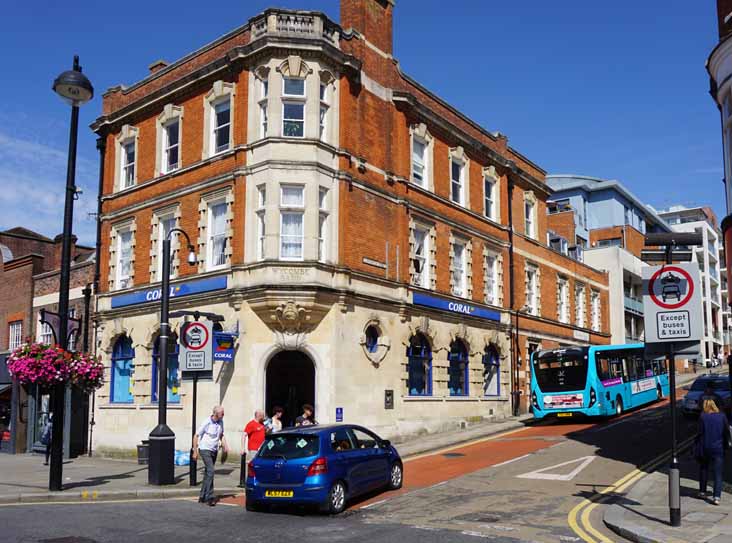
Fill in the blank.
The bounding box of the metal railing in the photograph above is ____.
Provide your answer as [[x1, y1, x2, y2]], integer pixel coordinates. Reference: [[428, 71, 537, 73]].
[[251, 10, 341, 47], [624, 295, 644, 314]]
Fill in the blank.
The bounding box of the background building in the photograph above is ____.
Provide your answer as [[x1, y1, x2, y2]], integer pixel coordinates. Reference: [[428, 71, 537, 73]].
[[90, 0, 611, 455], [547, 175, 671, 346]]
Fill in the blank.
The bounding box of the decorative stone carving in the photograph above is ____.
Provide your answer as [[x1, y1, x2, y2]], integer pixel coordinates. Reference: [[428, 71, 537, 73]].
[[359, 315, 391, 367], [272, 300, 309, 333], [278, 55, 312, 78], [450, 323, 471, 349], [407, 315, 436, 346]]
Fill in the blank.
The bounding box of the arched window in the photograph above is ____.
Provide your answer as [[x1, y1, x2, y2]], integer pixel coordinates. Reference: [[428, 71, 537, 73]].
[[365, 325, 379, 353], [111, 335, 135, 404], [406, 334, 432, 396], [448, 340, 469, 396], [483, 346, 500, 396], [152, 333, 180, 403]]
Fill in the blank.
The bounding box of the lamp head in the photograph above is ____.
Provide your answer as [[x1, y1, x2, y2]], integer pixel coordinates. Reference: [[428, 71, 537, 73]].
[[53, 56, 94, 106], [187, 246, 197, 266]]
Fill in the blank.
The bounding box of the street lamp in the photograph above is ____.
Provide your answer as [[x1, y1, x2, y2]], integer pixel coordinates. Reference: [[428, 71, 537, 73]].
[[50, 55, 93, 492], [148, 228, 196, 485]]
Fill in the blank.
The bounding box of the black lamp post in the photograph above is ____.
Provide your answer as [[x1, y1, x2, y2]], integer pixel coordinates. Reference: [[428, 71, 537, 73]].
[[148, 228, 197, 485], [50, 55, 93, 492]]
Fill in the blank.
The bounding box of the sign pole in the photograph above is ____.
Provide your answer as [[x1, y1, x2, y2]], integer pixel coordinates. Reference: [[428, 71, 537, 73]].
[[665, 239, 681, 527], [189, 373, 198, 487]]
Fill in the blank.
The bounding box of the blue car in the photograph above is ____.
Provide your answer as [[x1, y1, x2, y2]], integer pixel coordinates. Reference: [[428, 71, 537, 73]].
[[682, 375, 732, 417], [245, 424, 403, 514]]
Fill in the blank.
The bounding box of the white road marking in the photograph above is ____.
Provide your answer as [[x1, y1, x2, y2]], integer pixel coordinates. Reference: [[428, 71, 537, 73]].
[[492, 454, 531, 468], [461, 530, 490, 538], [516, 456, 596, 481], [360, 498, 389, 510]]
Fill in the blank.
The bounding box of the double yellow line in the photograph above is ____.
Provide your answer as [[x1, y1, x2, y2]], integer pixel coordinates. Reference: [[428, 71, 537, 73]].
[[567, 435, 695, 543]]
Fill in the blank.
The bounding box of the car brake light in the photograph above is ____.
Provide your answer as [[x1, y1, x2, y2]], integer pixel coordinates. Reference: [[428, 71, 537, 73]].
[[307, 457, 328, 476], [247, 462, 256, 478]]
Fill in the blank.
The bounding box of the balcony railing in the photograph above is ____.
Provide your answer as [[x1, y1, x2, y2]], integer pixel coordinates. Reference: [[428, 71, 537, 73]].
[[251, 10, 341, 48], [624, 296, 644, 314]]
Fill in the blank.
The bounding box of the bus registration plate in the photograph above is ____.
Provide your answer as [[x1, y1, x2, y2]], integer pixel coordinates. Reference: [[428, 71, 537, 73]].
[[557, 413, 573, 418]]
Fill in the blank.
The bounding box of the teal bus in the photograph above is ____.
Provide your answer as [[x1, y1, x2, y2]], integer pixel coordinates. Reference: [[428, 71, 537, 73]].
[[530, 344, 670, 420]]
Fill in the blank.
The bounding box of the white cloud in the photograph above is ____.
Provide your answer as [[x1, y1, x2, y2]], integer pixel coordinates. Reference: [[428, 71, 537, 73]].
[[0, 131, 98, 245]]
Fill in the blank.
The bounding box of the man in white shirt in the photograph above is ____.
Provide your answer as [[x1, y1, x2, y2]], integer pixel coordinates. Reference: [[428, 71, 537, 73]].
[[193, 405, 229, 506]]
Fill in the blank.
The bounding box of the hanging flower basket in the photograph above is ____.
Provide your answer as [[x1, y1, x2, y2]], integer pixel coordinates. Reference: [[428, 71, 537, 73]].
[[7, 342, 104, 391]]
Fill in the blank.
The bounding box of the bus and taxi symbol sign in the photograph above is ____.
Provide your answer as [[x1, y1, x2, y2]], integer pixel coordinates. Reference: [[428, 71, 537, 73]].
[[180, 320, 213, 372], [642, 263, 703, 344]]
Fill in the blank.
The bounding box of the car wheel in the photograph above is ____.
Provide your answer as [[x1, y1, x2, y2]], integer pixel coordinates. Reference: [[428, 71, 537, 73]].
[[322, 481, 347, 515], [388, 462, 403, 490], [615, 397, 623, 416]]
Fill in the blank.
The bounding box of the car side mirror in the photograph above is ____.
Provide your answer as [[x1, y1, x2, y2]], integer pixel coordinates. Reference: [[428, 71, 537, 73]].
[[380, 439, 391, 448]]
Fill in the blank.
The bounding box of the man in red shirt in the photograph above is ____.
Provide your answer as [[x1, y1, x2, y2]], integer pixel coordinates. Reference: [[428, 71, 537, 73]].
[[241, 410, 266, 485]]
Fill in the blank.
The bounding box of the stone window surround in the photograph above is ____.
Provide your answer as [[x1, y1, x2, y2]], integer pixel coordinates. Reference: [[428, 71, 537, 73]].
[[254, 66, 270, 140], [149, 204, 181, 283], [483, 165, 501, 222], [109, 218, 136, 291], [155, 104, 184, 177], [524, 262, 541, 316], [409, 216, 437, 290], [556, 275, 570, 324], [197, 187, 234, 273], [575, 282, 587, 328], [114, 124, 139, 193], [202, 80, 235, 159], [449, 232, 473, 299], [410, 123, 434, 191], [483, 245, 503, 307], [449, 146, 470, 207], [524, 190, 538, 240], [590, 289, 601, 332]]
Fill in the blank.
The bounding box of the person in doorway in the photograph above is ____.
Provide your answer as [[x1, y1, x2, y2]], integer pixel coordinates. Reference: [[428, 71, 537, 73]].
[[295, 404, 317, 426], [193, 405, 229, 506], [41, 414, 52, 465], [264, 406, 284, 434], [695, 399, 731, 505]]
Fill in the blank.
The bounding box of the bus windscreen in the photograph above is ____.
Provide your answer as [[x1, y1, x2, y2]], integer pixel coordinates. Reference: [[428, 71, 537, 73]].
[[534, 351, 588, 393]]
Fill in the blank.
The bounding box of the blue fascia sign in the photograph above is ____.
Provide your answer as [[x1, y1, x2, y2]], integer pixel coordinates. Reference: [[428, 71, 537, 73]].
[[412, 292, 501, 322], [111, 276, 228, 309]]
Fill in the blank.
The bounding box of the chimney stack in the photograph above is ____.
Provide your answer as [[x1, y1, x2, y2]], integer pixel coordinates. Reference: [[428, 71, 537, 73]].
[[148, 59, 169, 74]]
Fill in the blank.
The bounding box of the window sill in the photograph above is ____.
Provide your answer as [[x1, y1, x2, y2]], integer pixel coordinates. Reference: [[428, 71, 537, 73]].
[[402, 396, 443, 402], [445, 396, 478, 402], [140, 404, 184, 410], [100, 404, 137, 410]]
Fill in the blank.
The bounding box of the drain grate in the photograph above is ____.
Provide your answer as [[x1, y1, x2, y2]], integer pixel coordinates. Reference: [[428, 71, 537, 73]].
[[442, 452, 466, 458]]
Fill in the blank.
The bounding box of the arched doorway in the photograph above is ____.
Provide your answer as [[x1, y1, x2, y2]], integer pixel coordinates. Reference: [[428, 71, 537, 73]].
[[265, 351, 315, 428]]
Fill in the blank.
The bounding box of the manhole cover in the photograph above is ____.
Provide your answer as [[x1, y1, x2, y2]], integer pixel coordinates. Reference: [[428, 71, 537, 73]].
[[442, 452, 466, 458]]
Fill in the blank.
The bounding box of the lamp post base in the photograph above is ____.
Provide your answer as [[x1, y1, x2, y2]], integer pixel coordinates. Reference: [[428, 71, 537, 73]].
[[148, 424, 175, 485]]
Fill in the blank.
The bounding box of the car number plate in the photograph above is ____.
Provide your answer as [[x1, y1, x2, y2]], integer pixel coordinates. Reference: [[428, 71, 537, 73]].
[[265, 490, 294, 498], [557, 413, 573, 418]]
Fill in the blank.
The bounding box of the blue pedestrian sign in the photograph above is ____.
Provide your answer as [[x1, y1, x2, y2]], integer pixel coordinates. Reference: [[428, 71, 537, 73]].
[[335, 407, 343, 422]]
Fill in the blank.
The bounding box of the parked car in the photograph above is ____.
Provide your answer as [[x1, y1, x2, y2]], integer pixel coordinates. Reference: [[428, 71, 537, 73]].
[[245, 424, 403, 514], [682, 375, 732, 417]]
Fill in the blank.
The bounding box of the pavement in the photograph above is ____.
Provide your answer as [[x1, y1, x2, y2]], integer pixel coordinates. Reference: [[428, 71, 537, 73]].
[[0, 413, 533, 506]]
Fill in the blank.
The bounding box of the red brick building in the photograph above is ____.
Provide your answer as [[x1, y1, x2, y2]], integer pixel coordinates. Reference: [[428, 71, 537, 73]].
[[90, 0, 610, 453]]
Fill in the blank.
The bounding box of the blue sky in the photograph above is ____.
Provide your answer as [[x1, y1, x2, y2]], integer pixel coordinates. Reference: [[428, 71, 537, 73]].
[[0, 0, 723, 245]]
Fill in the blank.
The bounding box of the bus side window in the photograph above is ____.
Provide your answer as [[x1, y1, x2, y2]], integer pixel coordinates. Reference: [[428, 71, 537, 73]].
[[596, 356, 610, 381]]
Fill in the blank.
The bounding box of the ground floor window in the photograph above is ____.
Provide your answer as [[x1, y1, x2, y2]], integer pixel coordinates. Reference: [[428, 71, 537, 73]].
[[448, 340, 469, 396], [152, 334, 180, 403], [111, 336, 134, 404], [483, 346, 500, 396], [407, 334, 432, 396]]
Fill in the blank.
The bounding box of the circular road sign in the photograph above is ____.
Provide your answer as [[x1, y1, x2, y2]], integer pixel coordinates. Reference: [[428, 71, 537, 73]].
[[182, 322, 209, 351], [648, 265, 694, 310]]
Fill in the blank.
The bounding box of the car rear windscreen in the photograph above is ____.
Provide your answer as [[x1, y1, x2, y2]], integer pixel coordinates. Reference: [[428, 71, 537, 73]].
[[259, 434, 320, 459], [691, 380, 731, 392]]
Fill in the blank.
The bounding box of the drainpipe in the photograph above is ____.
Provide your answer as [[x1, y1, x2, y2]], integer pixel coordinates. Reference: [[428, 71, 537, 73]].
[[507, 165, 520, 417]]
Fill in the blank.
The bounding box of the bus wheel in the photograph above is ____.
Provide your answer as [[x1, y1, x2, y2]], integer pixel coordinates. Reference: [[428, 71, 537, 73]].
[[615, 397, 623, 416]]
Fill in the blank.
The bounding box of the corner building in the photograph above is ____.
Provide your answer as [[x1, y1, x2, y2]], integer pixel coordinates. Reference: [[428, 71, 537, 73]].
[[91, 0, 610, 454]]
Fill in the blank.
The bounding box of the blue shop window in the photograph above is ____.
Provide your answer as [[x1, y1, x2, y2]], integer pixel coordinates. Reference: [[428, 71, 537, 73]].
[[448, 340, 469, 396], [111, 336, 135, 404], [407, 334, 432, 396], [152, 334, 180, 403], [483, 346, 500, 396]]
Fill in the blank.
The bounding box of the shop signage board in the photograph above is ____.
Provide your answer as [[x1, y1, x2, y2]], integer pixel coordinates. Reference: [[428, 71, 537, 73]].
[[642, 262, 702, 344], [412, 292, 500, 322], [110, 276, 227, 309], [213, 333, 236, 362], [180, 320, 213, 372]]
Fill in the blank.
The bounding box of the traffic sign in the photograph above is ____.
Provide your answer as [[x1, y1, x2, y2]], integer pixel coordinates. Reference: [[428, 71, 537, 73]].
[[180, 320, 213, 372], [642, 263, 703, 344]]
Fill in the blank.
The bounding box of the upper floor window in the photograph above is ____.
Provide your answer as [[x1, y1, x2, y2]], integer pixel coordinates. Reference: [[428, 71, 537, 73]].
[[413, 226, 430, 289], [121, 140, 136, 189], [207, 201, 228, 270], [624, 206, 631, 226], [557, 276, 570, 323], [280, 185, 304, 260], [412, 138, 427, 188], [526, 265, 539, 315], [318, 188, 329, 262], [319, 82, 329, 142], [212, 100, 231, 154], [157, 213, 177, 280], [451, 240, 467, 298], [116, 229, 133, 290], [283, 77, 305, 138], [451, 159, 465, 205], [162, 120, 180, 173], [256, 185, 266, 261], [259, 76, 269, 139], [8, 321, 22, 351], [484, 177, 496, 219], [591, 290, 601, 332], [524, 199, 536, 238], [485, 253, 498, 305], [575, 283, 587, 327], [39, 318, 53, 345]]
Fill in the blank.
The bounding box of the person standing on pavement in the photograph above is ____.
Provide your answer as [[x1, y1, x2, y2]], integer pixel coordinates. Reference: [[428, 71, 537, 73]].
[[696, 399, 731, 505], [193, 405, 229, 506], [243, 410, 267, 477], [295, 404, 317, 426], [264, 406, 284, 434]]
